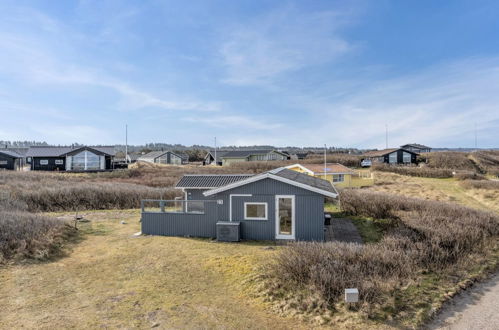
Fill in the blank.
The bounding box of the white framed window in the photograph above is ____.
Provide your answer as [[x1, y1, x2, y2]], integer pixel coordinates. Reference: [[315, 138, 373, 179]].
[[27, 157, 31, 162], [402, 152, 412, 163], [244, 202, 268, 220], [40, 159, 48, 165], [333, 174, 344, 182], [0, 160, 7, 165], [55, 159, 64, 165], [389, 152, 397, 164]]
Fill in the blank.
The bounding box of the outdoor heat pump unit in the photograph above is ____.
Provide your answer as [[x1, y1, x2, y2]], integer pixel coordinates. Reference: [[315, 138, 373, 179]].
[[216, 221, 240, 242]]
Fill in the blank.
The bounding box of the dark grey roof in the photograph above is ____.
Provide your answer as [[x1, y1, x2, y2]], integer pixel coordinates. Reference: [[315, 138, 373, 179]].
[[0, 149, 23, 158], [176, 174, 254, 188], [26, 146, 116, 157], [401, 143, 431, 149], [221, 149, 281, 158], [270, 168, 337, 194]]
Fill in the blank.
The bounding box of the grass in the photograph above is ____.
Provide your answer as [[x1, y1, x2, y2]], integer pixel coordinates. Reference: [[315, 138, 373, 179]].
[[0, 210, 320, 329], [264, 190, 499, 327], [369, 171, 499, 213]]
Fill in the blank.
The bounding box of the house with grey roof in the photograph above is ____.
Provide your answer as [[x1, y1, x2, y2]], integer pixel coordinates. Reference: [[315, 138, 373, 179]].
[[137, 150, 188, 165], [400, 143, 432, 153], [25, 146, 116, 171], [220, 149, 289, 166], [0, 149, 25, 171], [362, 148, 418, 165], [203, 150, 229, 166], [141, 168, 338, 241]]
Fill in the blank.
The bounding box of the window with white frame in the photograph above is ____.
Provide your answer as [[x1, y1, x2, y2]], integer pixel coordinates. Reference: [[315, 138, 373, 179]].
[[389, 152, 397, 164], [0, 160, 7, 165], [55, 159, 64, 165], [402, 152, 412, 163], [244, 202, 267, 220], [40, 159, 48, 165], [333, 174, 344, 182]]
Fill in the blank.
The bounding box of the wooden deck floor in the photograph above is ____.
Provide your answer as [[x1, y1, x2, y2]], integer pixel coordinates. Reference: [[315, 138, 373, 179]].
[[325, 218, 363, 244]]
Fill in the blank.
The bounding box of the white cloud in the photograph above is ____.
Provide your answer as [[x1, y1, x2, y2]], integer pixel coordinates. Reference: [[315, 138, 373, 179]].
[[287, 57, 499, 148], [182, 115, 282, 131], [0, 6, 221, 113], [220, 7, 354, 85]]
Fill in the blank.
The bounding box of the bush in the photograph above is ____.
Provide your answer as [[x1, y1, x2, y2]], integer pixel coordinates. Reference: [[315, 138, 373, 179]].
[[0, 211, 73, 263], [0, 170, 180, 212], [453, 172, 486, 180], [472, 151, 499, 177], [372, 163, 453, 178], [421, 152, 478, 171], [460, 180, 499, 190], [264, 189, 499, 314]]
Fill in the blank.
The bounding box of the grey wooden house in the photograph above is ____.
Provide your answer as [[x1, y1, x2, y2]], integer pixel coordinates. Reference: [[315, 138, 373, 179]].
[[137, 150, 188, 165], [141, 168, 338, 241]]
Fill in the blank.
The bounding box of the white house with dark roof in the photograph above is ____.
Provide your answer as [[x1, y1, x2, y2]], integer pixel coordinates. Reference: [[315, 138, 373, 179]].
[[141, 168, 338, 241]]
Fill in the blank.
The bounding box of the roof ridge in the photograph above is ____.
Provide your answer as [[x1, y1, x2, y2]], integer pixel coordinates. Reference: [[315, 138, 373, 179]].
[[182, 174, 253, 176]]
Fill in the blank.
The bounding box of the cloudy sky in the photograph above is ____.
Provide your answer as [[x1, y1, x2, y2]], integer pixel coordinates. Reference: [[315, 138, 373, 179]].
[[0, 0, 498, 148]]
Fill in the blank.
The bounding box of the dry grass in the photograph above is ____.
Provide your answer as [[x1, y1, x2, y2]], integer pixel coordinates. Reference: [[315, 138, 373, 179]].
[[460, 179, 499, 190], [472, 150, 499, 176], [263, 190, 499, 326], [0, 169, 178, 212], [369, 171, 499, 213], [0, 210, 330, 329], [421, 152, 478, 171], [0, 211, 74, 263], [372, 163, 453, 178]]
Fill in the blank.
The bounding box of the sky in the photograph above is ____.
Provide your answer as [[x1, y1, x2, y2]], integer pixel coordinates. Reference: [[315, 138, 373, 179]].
[[0, 0, 498, 149]]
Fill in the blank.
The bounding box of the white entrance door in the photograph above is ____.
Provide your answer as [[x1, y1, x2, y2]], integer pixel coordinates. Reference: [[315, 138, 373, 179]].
[[275, 195, 295, 239]]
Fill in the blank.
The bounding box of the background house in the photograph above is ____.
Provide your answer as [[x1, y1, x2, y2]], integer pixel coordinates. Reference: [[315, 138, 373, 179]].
[[141, 168, 338, 241], [400, 143, 432, 153], [0, 149, 24, 170], [285, 163, 374, 188], [203, 151, 228, 166], [137, 150, 188, 165], [221, 149, 288, 166], [363, 148, 418, 165], [26, 146, 116, 171]]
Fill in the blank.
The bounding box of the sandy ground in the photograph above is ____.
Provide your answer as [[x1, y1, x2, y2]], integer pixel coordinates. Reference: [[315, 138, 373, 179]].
[[427, 272, 499, 330]]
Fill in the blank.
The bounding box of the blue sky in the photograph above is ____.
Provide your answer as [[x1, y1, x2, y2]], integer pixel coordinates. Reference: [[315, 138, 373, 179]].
[[0, 0, 498, 148]]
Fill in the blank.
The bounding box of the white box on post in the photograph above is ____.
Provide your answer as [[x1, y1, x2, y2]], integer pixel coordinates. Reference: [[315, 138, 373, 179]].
[[345, 288, 359, 303]]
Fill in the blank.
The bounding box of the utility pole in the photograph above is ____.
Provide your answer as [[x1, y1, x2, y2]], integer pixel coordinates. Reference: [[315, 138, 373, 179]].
[[214, 137, 217, 166], [385, 124, 388, 149], [324, 144, 327, 180], [474, 123, 478, 150], [125, 124, 128, 164]]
